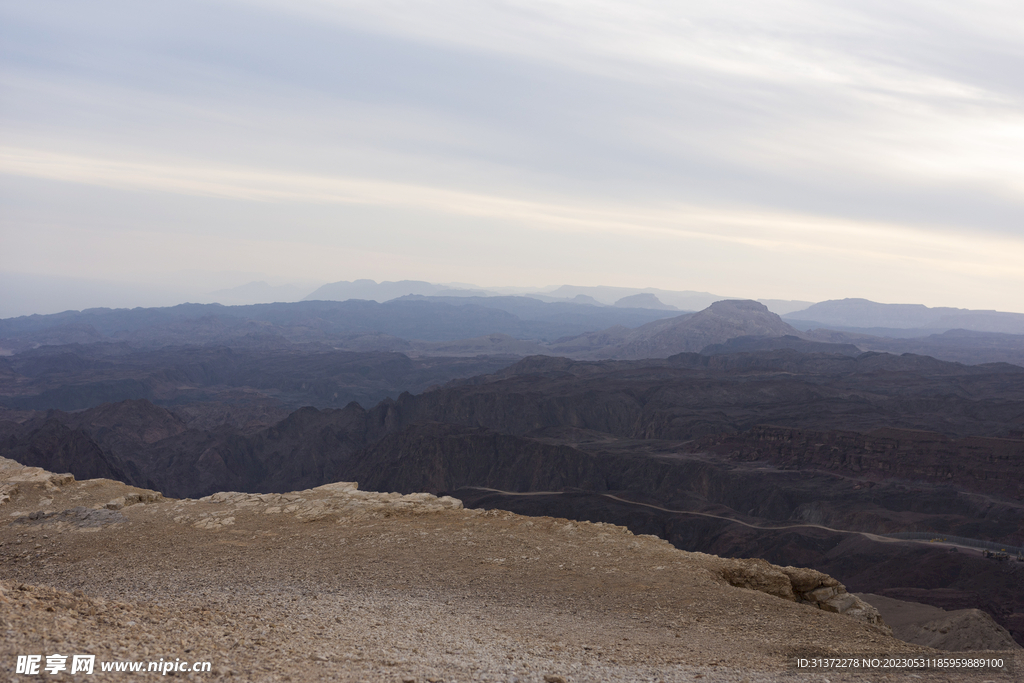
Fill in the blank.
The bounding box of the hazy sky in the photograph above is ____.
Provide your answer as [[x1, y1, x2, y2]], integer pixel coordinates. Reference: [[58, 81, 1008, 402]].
[[3, 0, 1024, 313]]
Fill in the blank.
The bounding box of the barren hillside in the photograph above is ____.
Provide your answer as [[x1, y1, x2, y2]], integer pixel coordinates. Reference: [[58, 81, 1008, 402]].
[[2, 457, 1019, 681]]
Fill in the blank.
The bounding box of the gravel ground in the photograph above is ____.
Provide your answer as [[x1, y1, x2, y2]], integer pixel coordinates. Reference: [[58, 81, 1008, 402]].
[[2, 458, 1020, 682]]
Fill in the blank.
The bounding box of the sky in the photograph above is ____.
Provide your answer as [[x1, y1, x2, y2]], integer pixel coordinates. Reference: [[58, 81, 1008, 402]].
[[2, 0, 1024, 315]]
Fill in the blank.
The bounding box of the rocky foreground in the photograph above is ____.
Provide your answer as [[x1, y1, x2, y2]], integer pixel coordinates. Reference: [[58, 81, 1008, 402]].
[[1, 457, 1019, 682]]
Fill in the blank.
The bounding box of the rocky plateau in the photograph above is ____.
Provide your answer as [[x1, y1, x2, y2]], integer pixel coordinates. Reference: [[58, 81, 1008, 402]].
[[4, 456, 1019, 682]]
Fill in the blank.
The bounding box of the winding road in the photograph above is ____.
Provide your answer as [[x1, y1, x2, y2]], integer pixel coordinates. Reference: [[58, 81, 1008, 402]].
[[460, 486, 999, 554]]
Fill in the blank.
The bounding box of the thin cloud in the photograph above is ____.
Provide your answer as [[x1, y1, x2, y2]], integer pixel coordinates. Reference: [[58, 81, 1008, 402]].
[[5, 145, 1022, 283]]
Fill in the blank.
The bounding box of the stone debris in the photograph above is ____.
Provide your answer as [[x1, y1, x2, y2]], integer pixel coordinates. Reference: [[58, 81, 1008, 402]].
[[10, 506, 127, 529], [105, 491, 164, 510]]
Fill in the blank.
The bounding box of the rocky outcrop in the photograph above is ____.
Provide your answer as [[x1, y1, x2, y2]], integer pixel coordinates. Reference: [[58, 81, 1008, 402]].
[[104, 490, 164, 510], [181, 482, 463, 527], [700, 557, 890, 632], [0, 455, 75, 490]]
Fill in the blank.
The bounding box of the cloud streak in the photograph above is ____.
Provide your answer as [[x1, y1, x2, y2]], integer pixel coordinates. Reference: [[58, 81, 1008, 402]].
[[5, 145, 1021, 284]]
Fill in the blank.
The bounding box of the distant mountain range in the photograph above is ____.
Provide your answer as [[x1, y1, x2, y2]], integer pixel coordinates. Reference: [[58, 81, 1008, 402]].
[[8, 270, 1022, 334], [303, 279, 490, 302], [205, 281, 319, 306], [2, 289, 1023, 367], [0, 297, 811, 362], [0, 297, 681, 351], [300, 279, 813, 314], [785, 298, 1024, 335], [612, 293, 678, 310]]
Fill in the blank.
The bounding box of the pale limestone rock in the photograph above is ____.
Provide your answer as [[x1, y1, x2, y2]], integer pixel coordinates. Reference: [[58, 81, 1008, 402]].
[[0, 456, 74, 489]]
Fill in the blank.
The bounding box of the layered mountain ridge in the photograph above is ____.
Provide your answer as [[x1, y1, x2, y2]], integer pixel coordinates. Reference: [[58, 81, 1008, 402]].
[[4, 296, 1022, 369]]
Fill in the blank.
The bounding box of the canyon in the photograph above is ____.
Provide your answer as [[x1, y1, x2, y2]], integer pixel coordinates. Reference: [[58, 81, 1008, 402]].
[[4, 296, 1024, 679]]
